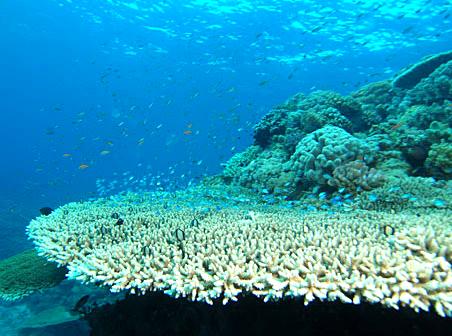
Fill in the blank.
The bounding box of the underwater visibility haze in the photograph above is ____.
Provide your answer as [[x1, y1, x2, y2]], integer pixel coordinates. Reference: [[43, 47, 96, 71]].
[[0, 0, 451, 335]]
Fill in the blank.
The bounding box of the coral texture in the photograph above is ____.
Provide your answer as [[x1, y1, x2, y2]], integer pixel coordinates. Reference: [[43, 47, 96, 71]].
[[27, 190, 452, 317], [426, 142, 452, 179], [392, 50, 452, 89], [0, 249, 67, 301], [221, 51, 451, 199], [328, 160, 385, 192], [286, 126, 375, 188]]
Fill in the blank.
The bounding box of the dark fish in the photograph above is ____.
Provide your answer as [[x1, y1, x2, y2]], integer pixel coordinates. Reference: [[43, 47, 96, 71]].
[[383, 225, 395, 236], [116, 218, 124, 225], [73, 295, 90, 313], [311, 26, 322, 33], [175, 228, 185, 242], [39, 207, 53, 216]]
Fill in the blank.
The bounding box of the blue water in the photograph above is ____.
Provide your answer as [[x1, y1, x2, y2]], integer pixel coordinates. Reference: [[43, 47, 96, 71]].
[[0, 0, 450, 259]]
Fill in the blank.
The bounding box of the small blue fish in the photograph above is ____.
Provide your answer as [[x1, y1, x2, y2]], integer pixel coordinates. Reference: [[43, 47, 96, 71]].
[[318, 192, 328, 200], [433, 199, 446, 208], [307, 205, 317, 212], [331, 196, 342, 205], [368, 194, 378, 202]]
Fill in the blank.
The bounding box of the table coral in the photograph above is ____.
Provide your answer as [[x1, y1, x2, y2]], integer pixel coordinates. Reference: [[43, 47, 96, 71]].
[[27, 190, 452, 317]]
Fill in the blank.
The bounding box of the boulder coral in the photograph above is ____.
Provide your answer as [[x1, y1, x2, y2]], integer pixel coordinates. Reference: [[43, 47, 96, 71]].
[[425, 142, 452, 180], [328, 160, 385, 192], [392, 50, 452, 90], [285, 126, 375, 188]]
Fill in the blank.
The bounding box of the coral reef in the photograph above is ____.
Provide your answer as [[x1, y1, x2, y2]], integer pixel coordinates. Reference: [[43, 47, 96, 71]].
[[221, 146, 262, 183], [328, 160, 385, 192], [0, 249, 67, 301], [357, 175, 451, 212], [220, 51, 452, 200], [286, 126, 376, 188], [425, 141, 452, 179], [392, 50, 452, 90], [27, 188, 452, 317]]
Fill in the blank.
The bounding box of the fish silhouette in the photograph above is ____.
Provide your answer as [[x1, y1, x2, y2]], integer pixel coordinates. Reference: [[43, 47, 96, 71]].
[[39, 207, 53, 216]]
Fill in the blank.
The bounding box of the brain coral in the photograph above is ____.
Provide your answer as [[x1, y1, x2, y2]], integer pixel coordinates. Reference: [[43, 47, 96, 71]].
[[286, 126, 375, 189], [27, 189, 452, 317]]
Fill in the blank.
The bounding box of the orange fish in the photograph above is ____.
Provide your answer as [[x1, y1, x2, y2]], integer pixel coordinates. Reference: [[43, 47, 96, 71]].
[[79, 164, 89, 170], [183, 130, 193, 135], [391, 122, 403, 130]]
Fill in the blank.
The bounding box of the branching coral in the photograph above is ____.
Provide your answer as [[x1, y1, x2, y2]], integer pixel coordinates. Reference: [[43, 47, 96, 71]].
[[358, 175, 452, 211], [27, 190, 452, 316]]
